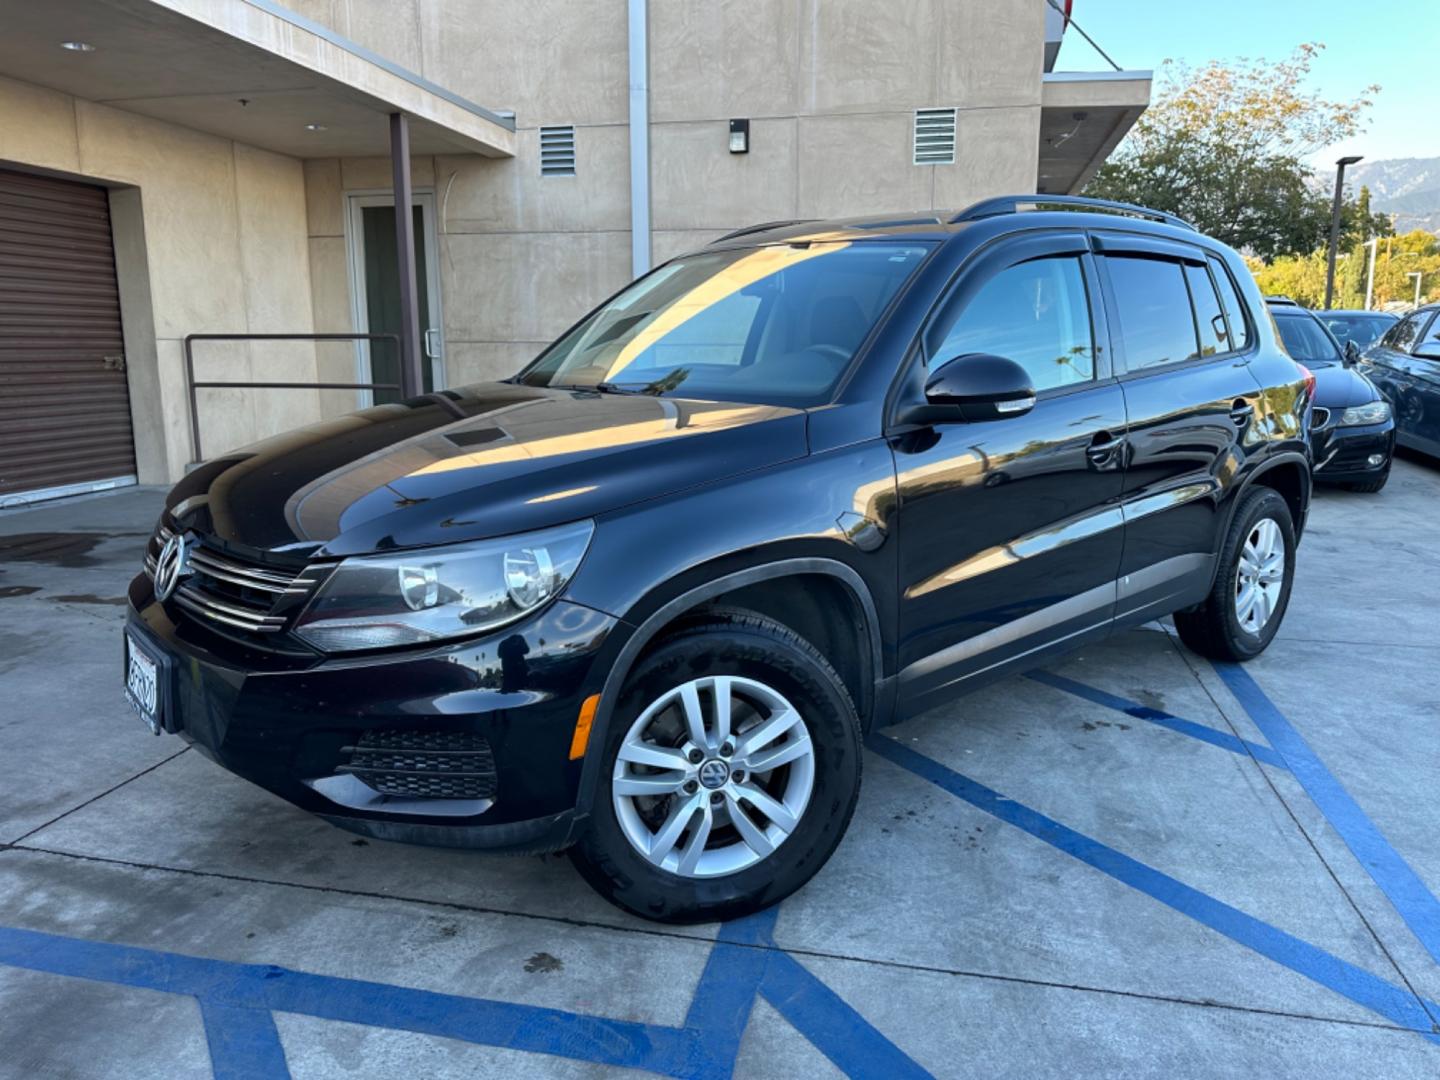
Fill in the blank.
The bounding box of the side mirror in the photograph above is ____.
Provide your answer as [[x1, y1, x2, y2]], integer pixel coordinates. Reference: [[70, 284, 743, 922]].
[[1414, 342, 1440, 361], [923, 353, 1037, 422], [1344, 340, 1362, 366]]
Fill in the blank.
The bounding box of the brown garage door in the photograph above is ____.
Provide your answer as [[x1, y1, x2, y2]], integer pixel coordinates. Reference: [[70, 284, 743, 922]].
[[0, 167, 135, 501]]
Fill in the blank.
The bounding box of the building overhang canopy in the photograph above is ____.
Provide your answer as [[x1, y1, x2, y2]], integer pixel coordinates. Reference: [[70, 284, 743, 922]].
[[1038, 71, 1151, 195], [0, 0, 515, 158]]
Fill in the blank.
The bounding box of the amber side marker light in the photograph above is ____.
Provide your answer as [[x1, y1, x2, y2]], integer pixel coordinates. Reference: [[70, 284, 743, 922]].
[[570, 694, 600, 760]]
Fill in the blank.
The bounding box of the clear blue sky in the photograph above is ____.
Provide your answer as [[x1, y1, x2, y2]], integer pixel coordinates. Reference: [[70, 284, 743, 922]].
[[1055, 0, 1440, 165]]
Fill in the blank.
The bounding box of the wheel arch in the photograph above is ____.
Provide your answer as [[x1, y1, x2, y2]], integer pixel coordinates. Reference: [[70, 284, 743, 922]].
[[573, 558, 885, 819]]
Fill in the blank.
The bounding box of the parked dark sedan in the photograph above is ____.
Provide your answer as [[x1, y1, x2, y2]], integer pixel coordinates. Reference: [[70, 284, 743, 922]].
[[1320, 309, 1399, 352], [1267, 301, 1395, 492], [1360, 303, 1440, 459]]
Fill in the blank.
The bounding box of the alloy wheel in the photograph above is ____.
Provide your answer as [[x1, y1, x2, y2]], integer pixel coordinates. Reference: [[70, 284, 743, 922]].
[[611, 675, 815, 879], [1234, 517, 1286, 635]]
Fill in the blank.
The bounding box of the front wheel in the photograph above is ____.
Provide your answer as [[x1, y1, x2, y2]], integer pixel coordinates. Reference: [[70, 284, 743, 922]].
[[569, 612, 862, 924], [1174, 487, 1296, 661]]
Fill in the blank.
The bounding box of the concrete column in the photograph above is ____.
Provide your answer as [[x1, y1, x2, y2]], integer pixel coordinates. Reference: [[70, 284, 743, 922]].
[[389, 112, 424, 398]]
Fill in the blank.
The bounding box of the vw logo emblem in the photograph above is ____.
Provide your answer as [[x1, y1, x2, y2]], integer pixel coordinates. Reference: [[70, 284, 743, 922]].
[[698, 759, 730, 790], [153, 533, 193, 602]]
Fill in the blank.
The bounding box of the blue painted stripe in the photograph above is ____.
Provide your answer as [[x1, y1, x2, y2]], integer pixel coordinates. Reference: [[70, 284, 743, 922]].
[[680, 907, 781, 1074], [0, 926, 703, 1076], [199, 999, 291, 1080], [870, 735, 1440, 1041], [760, 952, 934, 1079], [1213, 661, 1440, 970], [1028, 670, 1289, 769]]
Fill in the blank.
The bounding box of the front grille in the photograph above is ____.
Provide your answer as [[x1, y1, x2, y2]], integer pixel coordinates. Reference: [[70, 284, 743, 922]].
[[145, 523, 316, 637], [337, 730, 498, 800]]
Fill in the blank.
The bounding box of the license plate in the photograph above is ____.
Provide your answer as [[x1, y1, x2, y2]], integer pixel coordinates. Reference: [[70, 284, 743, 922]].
[[125, 633, 162, 735]]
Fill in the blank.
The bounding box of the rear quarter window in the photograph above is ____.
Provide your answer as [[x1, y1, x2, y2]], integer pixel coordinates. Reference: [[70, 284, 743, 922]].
[[1206, 256, 1252, 350]]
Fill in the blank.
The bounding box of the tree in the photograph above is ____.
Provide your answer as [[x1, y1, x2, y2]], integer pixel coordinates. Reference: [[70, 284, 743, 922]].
[[1251, 230, 1440, 309], [1086, 45, 1383, 260]]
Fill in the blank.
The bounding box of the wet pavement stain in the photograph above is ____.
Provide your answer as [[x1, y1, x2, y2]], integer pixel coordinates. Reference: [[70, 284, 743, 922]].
[[0, 585, 40, 598], [0, 532, 146, 569], [51, 594, 127, 606], [523, 952, 564, 974]]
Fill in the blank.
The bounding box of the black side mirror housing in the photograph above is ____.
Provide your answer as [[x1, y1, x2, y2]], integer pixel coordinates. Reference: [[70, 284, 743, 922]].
[[1344, 340, 1362, 366], [914, 353, 1037, 423]]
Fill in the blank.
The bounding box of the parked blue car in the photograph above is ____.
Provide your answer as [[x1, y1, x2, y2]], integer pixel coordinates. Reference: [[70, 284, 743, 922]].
[[1360, 303, 1440, 459]]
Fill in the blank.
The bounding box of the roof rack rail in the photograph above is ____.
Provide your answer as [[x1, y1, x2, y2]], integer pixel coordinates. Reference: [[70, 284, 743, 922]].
[[711, 219, 817, 243], [952, 195, 1196, 231]]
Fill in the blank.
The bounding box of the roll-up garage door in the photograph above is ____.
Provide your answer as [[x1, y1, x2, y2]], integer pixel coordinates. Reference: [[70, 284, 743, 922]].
[[0, 167, 136, 502]]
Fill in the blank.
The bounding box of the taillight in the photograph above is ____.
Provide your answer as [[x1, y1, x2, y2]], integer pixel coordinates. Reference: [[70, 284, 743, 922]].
[[1297, 363, 1316, 402]]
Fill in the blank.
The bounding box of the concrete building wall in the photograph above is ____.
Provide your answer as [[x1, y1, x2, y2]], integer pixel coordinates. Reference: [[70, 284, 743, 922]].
[[0, 73, 318, 481], [296, 0, 1046, 390]]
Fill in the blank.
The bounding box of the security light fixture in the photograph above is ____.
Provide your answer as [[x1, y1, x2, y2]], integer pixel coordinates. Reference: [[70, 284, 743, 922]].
[[60, 41, 96, 52], [729, 119, 750, 154], [1336, 154, 1364, 167]]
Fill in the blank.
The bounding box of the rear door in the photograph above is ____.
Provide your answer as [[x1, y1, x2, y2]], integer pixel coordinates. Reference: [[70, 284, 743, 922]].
[[1093, 233, 1264, 621], [891, 231, 1127, 714], [1401, 310, 1440, 453], [0, 168, 135, 502], [1364, 310, 1435, 451]]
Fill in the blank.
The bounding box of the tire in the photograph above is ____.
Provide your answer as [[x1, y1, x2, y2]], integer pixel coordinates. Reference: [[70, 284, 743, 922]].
[[569, 611, 862, 924], [1174, 486, 1296, 662], [1347, 467, 1390, 494]]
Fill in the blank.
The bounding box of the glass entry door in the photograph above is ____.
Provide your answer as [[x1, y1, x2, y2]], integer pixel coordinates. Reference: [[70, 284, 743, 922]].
[[347, 193, 444, 405]]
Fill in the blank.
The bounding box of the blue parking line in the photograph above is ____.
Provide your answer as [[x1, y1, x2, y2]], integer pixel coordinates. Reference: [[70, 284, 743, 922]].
[[1027, 671, 1289, 769], [1213, 661, 1440, 971], [870, 735, 1440, 1042], [0, 903, 932, 1078], [199, 1000, 290, 1080]]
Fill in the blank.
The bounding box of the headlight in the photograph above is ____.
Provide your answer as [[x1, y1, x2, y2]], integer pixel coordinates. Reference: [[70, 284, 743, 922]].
[[294, 521, 594, 652], [1339, 400, 1390, 426]]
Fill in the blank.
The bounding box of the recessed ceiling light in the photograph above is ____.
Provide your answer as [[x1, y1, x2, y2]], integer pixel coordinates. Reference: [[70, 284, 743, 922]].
[[304, 123, 328, 132], [61, 41, 96, 52]]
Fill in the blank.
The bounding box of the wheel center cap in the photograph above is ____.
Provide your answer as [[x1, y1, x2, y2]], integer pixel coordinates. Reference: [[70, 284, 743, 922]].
[[698, 759, 730, 790]]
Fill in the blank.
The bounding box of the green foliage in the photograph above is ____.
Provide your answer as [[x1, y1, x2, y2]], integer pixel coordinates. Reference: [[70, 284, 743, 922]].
[[1250, 230, 1440, 308], [1086, 45, 1386, 260]]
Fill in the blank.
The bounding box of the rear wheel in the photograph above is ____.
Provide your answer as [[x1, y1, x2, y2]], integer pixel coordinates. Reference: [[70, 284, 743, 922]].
[[569, 612, 861, 923], [1174, 487, 1296, 661]]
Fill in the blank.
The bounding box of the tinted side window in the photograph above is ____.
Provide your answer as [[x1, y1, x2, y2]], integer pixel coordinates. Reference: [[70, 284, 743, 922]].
[[1207, 256, 1252, 350], [929, 255, 1095, 391], [1184, 263, 1229, 357], [1105, 255, 1200, 371], [1381, 314, 1423, 351]]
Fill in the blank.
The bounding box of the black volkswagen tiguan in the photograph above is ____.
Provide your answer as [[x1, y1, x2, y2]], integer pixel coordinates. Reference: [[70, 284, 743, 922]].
[[125, 196, 1312, 923]]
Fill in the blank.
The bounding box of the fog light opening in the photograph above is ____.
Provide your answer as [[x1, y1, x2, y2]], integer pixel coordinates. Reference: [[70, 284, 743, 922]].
[[1367, 454, 1386, 468]]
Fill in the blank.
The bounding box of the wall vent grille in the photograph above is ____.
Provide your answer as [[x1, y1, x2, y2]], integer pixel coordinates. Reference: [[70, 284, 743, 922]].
[[914, 108, 957, 165], [540, 125, 577, 176]]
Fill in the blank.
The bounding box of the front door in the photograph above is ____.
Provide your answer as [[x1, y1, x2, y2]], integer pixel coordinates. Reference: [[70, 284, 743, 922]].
[[892, 231, 1127, 716], [347, 193, 444, 405]]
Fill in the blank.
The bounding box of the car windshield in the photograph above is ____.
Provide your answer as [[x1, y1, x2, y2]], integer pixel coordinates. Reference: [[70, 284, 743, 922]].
[[1273, 314, 1343, 367], [517, 241, 933, 406], [1322, 314, 1395, 350]]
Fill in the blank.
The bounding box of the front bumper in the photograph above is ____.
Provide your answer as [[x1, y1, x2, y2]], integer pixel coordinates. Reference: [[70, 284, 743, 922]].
[[125, 573, 622, 852], [1311, 418, 1396, 482]]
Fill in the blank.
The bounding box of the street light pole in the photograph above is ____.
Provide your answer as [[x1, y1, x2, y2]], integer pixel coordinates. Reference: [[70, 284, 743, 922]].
[[1324, 154, 1363, 310]]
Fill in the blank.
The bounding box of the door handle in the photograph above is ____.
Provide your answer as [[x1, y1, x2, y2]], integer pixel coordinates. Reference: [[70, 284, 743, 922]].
[[423, 328, 442, 360], [1086, 432, 1125, 466], [1229, 400, 1254, 426]]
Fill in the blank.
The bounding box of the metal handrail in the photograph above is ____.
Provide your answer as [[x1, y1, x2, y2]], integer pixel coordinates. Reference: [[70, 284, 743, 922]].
[[183, 332, 401, 464]]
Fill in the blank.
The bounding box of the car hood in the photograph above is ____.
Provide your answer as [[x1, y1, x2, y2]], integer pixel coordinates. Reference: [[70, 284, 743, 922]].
[[165, 383, 809, 558], [1310, 363, 1380, 409]]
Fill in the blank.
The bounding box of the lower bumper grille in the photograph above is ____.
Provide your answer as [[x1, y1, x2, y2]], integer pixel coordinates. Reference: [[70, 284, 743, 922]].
[[337, 730, 498, 800]]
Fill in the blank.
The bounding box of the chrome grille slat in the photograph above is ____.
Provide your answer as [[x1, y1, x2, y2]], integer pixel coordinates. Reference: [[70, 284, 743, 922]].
[[173, 584, 286, 632], [188, 548, 309, 590]]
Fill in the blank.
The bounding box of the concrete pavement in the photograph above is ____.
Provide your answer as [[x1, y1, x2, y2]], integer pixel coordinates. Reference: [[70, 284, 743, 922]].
[[1, 457, 1438, 1077]]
